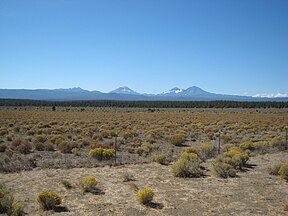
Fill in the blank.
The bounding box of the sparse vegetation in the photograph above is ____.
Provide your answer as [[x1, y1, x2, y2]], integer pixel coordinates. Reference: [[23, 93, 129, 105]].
[[136, 188, 154, 205], [88, 147, 115, 160], [36, 191, 62, 211], [168, 134, 185, 146], [61, 180, 72, 189], [0, 108, 287, 214], [172, 154, 203, 178], [154, 153, 167, 165], [78, 176, 98, 193], [278, 163, 288, 180]]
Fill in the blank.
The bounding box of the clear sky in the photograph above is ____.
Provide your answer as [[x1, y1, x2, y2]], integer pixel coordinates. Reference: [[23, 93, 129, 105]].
[[0, 0, 287, 95]]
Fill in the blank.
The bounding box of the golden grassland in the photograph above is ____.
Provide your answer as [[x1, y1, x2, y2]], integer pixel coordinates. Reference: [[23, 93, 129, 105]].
[[0, 108, 288, 215]]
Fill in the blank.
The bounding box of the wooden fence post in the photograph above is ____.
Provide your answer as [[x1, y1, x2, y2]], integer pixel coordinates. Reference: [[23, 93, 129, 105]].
[[114, 136, 117, 165], [218, 130, 221, 154]]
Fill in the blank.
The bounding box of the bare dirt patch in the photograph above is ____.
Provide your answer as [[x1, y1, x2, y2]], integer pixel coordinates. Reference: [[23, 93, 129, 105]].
[[1, 151, 288, 215]]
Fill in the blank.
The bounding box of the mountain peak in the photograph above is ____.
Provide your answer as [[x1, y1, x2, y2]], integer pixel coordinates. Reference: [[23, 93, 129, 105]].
[[110, 86, 139, 95], [161, 87, 183, 94], [183, 86, 208, 95]]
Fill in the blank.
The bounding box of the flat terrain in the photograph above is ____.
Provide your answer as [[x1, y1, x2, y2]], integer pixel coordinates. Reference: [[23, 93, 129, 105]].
[[0, 151, 288, 215], [0, 108, 288, 215]]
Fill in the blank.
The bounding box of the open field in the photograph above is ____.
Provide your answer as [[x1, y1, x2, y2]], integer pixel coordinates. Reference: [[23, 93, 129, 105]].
[[0, 108, 288, 215], [1, 151, 288, 215]]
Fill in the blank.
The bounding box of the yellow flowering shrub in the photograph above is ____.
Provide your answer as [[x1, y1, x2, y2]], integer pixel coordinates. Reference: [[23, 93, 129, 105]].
[[88, 148, 114, 160], [136, 188, 154, 205], [78, 176, 98, 193], [278, 163, 288, 180], [36, 191, 62, 210]]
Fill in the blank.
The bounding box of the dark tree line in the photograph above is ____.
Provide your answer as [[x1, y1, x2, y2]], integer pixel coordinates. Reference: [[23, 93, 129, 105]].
[[0, 99, 287, 109]]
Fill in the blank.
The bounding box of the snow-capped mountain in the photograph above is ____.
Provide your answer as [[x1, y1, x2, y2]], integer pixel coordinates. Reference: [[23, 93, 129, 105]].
[[0, 86, 287, 101], [110, 87, 140, 95], [162, 87, 183, 94], [162, 86, 213, 97]]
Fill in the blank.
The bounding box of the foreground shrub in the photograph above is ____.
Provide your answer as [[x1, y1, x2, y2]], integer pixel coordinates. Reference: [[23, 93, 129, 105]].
[[136, 188, 154, 205], [223, 149, 249, 169], [0, 184, 13, 214], [172, 158, 203, 178], [78, 176, 98, 193], [0, 184, 24, 215], [278, 163, 288, 180], [12, 201, 24, 216], [154, 153, 167, 165], [212, 162, 237, 178], [168, 134, 185, 146], [36, 191, 62, 211]]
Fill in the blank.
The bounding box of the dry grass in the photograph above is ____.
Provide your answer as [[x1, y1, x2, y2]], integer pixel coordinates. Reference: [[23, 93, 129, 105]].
[[0, 108, 288, 215]]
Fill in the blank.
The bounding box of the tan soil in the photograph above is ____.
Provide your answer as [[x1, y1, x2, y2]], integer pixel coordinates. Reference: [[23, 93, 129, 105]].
[[1, 151, 288, 216]]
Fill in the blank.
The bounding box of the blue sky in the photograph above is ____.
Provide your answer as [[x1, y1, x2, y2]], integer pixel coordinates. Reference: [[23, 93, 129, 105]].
[[0, 0, 287, 95]]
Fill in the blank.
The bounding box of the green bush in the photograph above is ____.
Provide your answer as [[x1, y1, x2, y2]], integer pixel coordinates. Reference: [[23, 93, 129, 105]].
[[168, 134, 185, 146], [223, 149, 249, 169], [172, 158, 203, 178], [180, 152, 201, 163], [136, 188, 154, 205], [36, 191, 62, 210], [198, 143, 216, 160], [154, 153, 167, 165], [212, 162, 237, 178]]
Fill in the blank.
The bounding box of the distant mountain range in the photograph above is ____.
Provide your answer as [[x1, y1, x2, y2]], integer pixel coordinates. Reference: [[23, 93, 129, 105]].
[[0, 86, 287, 102]]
